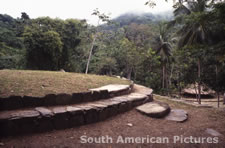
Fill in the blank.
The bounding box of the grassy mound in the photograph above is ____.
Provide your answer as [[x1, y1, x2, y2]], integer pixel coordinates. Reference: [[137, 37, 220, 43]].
[[0, 70, 130, 97]]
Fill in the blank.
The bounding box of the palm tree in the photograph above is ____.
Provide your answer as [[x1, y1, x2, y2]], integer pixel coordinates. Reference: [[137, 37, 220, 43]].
[[156, 22, 172, 91], [172, 0, 212, 104]]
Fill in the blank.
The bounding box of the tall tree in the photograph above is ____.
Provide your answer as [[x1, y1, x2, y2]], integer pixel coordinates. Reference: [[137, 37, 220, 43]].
[[0, 14, 25, 69], [23, 26, 63, 70], [85, 9, 111, 74], [23, 17, 86, 71], [171, 0, 213, 104], [156, 22, 172, 92], [21, 12, 30, 21]]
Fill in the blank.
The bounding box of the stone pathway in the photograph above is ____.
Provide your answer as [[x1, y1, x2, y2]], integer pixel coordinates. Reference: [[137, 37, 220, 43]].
[[165, 109, 188, 122], [136, 101, 170, 118], [136, 98, 188, 122]]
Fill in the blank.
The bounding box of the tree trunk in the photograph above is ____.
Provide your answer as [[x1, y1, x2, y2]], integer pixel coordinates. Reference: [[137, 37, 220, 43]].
[[169, 64, 174, 87], [215, 65, 219, 108], [165, 63, 169, 95], [165, 57, 169, 95], [126, 68, 132, 80], [134, 69, 137, 81], [194, 83, 198, 102], [217, 93, 220, 108], [178, 72, 181, 99], [162, 64, 165, 89], [198, 59, 201, 104], [85, 36, 96, 74], [85, 19, 100, 74], [109, 67, 112, 76], [198, 84, 201, 104], [223, 93, 225, 105]]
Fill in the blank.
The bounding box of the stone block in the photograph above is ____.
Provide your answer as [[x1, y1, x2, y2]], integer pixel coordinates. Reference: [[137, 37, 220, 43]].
[[165, 109, 188, 122], [98, 101, 119, 117], [3, 110, 41, 135], [52, 107, 69, 129], [82, 91, 92, 102], [71, 93, 83, 104], [118, 102, 131, 113], [55, 93, 72, 105], [35, 107, 54, 132], [100, 90, 110, 99], [0, 96, 23, 110], [79, 106, 99, 124], [91, 91, 101, 101], [36, 117, 54, 132], [91, 90, 110, 101], [22, 96, 43, 107], [136, 102, 170, 118], [66, 106, 84, 127], [43, 94, 57, 106], [0, 119, 18, 137]]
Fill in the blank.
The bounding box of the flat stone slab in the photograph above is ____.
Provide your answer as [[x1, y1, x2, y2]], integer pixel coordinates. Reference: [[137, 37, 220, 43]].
[[205, 128, 223, 137], [35, 107, 54, 117], [136, 102, 170, 118], [0, 110, 40, 120], [134, 84, 153, 96], [90, 84, 129, 93], [165, 109, 188, 122]]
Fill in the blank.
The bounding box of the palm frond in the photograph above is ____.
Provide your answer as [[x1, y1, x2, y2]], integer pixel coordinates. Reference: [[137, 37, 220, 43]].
[[166, 20, 177, 29], [178, 28, 193, 48], [188, 0, 208, 12], [156, 45, 163, 55], [173, 3, 191, 16], [162, 42, 172, 56]]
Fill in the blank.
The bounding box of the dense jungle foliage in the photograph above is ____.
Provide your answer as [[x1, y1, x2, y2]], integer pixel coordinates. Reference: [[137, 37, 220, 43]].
[[0, 0, 225, 97]]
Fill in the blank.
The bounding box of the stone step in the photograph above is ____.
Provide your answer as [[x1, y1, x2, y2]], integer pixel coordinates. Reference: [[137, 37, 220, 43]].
[[165, 109, 188, 122], [0, 87, 153, 137], [0, 84, 133, 111], [136, 101, 170, 118], [133, 84, 153, 98], [90, 84, 134, 97]]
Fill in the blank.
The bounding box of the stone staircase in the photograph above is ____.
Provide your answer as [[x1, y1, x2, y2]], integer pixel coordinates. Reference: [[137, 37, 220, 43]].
[[0, 83, 153, 137]]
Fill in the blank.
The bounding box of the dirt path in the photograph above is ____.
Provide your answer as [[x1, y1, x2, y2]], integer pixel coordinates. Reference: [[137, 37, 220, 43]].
[[184, 97, 225, 109], [1, 95, 225, 148]]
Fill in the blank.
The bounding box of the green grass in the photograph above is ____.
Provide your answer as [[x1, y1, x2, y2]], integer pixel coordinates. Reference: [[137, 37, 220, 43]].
[[0, 70, 130, 97]]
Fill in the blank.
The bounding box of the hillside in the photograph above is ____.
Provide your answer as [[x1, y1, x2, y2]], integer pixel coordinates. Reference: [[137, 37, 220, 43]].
[[99, 11, 173, 31], [0, 70, 130, 97], [114, 11, 173, 26]]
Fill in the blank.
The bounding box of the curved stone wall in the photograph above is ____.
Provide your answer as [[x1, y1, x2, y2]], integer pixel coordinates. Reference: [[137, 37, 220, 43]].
[[0, 83, 134, 111]]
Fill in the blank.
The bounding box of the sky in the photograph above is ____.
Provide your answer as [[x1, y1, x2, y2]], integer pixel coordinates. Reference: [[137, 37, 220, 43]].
[[0, 0, 174, 25]]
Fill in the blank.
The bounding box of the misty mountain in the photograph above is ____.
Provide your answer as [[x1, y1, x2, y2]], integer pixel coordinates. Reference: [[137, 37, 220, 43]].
[[99, 11, 173, 30], [114, 11, 173, 26]]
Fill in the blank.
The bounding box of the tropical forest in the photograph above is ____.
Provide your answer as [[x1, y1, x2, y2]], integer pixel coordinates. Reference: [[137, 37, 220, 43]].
[[0, 0, 225, 147]]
